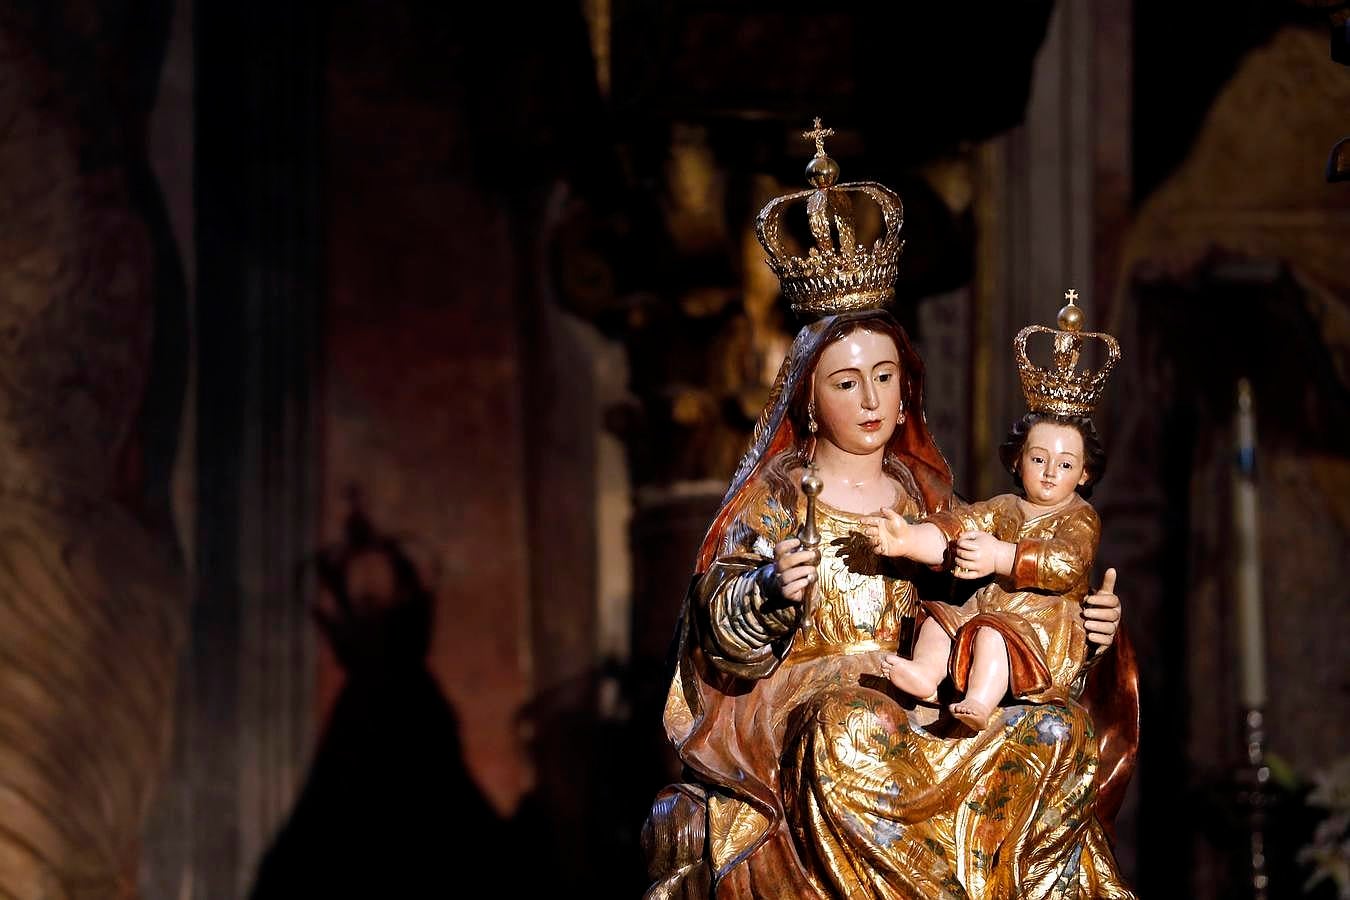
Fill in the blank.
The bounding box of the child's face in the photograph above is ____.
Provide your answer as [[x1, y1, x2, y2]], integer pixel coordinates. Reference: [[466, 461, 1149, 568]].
[[1017, 422, 1088, 506]]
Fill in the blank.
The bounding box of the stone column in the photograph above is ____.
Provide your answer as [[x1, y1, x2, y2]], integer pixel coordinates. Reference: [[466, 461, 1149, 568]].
[[188, 3, 323, 895]]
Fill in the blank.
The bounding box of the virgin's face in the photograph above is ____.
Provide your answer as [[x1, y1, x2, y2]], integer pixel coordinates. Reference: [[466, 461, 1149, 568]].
[[1017, 422, 1088, 507], [811, 328, 903, 456]]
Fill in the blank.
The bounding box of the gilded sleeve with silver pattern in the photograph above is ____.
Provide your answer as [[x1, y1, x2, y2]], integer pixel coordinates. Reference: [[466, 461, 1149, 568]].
[[703, 560, 799, 665]]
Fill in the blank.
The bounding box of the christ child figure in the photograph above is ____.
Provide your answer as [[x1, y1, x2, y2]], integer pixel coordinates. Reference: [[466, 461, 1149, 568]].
[[861, 292, 1121, 730]]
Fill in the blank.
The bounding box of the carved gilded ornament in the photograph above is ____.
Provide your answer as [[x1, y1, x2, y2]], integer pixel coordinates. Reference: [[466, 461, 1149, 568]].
[[754, 118, 905, 318], [1015, 290, 1121, 418]]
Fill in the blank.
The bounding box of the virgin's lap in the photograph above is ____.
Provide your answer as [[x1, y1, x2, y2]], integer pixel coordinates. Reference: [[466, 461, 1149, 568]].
[[781, 660, 1095, 785]]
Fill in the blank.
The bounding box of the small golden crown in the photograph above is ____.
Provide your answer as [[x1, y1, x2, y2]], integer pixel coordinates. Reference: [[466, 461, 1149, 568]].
[[754, 118, 904, 317], [1014, 290, 1122, 418]]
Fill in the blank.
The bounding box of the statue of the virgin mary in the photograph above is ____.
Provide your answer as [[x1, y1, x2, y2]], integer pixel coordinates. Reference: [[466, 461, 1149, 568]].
[[641, 122, 1138, 899]]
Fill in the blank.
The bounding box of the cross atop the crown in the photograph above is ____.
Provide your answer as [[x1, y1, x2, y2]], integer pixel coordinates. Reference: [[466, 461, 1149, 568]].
[[803, 117, 835, 158], [1064, 288, 1080, 304]]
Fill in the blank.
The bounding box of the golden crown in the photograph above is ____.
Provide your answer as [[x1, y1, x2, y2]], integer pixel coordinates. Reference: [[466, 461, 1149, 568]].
[[1014, 290, 1121, 418], [754, 119, 904, 317]]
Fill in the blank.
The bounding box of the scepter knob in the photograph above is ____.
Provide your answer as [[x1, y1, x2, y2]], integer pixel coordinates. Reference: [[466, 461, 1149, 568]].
[[799, 465, 823, 550]]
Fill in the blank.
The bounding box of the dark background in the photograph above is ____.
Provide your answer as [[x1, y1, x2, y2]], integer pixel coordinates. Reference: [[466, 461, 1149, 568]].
[[0, 1, 1347, 897]]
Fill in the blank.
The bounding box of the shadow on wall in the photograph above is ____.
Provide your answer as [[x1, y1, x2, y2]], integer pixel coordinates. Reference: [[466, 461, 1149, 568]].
[[242, 488, 680, 898], [247, 498, 514, 897]]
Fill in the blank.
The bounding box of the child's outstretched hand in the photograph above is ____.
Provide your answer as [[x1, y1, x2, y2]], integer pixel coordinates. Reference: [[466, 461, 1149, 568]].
[[859, 507, 910, 558]]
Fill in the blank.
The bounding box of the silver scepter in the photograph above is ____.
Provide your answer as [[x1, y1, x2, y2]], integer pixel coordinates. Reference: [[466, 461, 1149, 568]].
[[798, 464, 823, 614]]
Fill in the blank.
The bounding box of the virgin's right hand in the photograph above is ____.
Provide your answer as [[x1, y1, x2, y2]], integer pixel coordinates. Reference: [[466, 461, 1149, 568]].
[[773, 537, 820, 604]]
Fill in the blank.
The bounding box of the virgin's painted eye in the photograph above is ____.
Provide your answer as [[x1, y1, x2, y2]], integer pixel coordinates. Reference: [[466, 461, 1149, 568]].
[[877, 372, 893, 383], [837, 379, 856, 391]]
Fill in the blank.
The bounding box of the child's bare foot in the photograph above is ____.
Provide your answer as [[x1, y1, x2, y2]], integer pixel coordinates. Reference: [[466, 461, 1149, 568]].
[[879, 654, 939, 703], [950, 697, 996, 730]]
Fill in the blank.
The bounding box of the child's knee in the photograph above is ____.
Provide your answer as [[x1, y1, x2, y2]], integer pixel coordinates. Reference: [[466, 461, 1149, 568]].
[[973, 625, 1006, 651]]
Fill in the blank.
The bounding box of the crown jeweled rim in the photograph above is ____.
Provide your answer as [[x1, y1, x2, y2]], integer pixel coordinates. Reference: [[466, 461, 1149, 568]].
[[1014, 322, 1121, 419], [755, 179, 905, 319]]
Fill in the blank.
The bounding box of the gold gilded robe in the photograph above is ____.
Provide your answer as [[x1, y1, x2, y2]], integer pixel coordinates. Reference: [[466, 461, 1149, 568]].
[[663, 482, 1135, 899], [922, 494, 1099, 704]]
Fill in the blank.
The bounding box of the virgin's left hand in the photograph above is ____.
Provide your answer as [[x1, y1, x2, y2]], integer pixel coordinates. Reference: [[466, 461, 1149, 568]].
[[1083, 567, 1122, 655], [952, 531, 1002, 579]]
